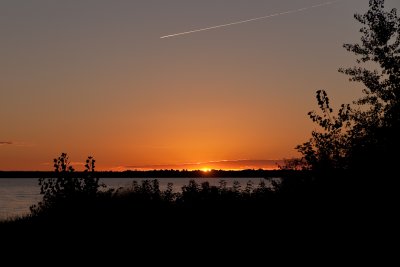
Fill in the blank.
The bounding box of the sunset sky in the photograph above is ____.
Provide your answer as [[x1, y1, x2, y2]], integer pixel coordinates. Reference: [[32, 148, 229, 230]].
[[1, 0, 398, 171]]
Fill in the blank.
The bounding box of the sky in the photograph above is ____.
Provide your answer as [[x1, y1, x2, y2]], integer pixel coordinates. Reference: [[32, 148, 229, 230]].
[[1, 0, 399, 171]]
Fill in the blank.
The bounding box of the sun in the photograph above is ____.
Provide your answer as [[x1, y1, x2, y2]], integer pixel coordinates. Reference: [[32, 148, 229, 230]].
[[201, 168, 211, 173]]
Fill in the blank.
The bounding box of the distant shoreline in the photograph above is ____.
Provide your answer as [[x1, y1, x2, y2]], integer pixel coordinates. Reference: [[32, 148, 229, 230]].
[[0, 169, 302, 178]]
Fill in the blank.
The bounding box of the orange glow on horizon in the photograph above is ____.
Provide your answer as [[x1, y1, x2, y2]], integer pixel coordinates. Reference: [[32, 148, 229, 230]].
[[102, 159, 283, 172], [0, 1, 366, 172]]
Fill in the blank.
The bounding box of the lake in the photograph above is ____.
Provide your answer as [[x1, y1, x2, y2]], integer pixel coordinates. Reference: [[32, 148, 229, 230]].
[[0, 177, 269, 220]]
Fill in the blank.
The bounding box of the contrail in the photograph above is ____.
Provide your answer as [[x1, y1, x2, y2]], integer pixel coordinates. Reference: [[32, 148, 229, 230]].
[[161, 0, 344, 39]]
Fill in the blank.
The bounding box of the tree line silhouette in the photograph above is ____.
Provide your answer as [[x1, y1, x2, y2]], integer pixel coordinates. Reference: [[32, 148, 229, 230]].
[[0, 168, 298, 178]]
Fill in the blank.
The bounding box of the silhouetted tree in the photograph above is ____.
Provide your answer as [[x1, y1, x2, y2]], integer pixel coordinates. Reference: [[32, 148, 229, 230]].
[[180, 180, 200, 205], [30, 153, 102, 216], [296, 90, 351, 171], [297, 0, 400, 176], [162, 182, 175, 203], [243, 180, 253, 198], [232, 180, 241, 193], [340, 0, 400, 173], [278, 157, 310, 170]]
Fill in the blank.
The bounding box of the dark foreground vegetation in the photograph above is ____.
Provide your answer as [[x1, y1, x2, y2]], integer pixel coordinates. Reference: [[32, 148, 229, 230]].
[[0, 1, 398, 254], [0, 154, 393, 238], [1, 154, 316, 226]]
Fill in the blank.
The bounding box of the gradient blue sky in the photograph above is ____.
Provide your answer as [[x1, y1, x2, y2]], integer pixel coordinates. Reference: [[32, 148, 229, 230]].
[[1, 0, 398, 170]]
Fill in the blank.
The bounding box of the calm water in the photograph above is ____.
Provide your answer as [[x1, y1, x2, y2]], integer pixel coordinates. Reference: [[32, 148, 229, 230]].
[[0, 177, 268, 220]]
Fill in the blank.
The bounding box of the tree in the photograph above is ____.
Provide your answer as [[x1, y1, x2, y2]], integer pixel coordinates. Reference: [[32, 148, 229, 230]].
[[297, 0, 400, 175], [295, 90, 351, 171], [30, 153, 102, 216], [340, 0, 400, 172]]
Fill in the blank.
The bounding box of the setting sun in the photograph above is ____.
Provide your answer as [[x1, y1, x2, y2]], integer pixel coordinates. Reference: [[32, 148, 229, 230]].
[[201, 168, 211, 172]]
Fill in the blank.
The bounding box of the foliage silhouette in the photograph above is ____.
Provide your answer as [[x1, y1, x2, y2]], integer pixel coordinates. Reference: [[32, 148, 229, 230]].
[[14, 151, 318, 228], [297, 0, 400, 177], [30, 153, 104, 218], [20, 153, 294, 226]]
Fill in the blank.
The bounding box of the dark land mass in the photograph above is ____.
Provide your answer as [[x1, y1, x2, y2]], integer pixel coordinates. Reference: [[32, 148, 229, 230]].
[[0, 169, 303, 178], [0, 169, 393, 261]]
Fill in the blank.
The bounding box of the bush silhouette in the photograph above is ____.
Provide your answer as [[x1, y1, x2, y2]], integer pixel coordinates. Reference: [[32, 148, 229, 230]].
[[30, 153, 104, 218]]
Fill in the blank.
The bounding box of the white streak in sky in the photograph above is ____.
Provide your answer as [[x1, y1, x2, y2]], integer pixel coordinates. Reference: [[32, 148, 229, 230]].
[[161, 0, 344, 39]]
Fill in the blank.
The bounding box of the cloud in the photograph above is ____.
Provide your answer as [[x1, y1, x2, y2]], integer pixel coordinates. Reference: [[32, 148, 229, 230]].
[[0, 141, 36, 147], [0, 141, 12, 146]]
